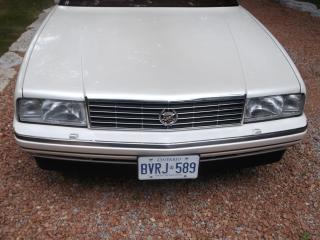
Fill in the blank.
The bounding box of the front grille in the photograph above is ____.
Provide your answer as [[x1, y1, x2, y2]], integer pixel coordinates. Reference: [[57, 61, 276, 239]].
[[87, 97, 245, 130]]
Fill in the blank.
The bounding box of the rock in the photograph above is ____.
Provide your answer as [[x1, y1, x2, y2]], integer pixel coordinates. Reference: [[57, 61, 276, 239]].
[[279, 0, 319, 17], [9, 29, 37, 53], [43, 7, 54, 14], [0, 67, 16, 80], [0, 52, 23, 69], [27, 11, 49, 30], [299, 2, 318, 9], [0, 68, 16, 92], [298, 3, 318, 12], [311, 10, 320, 17], [27, 17, 45, 31], [0, 79, 10, 92], [9, 8, 52, 53]]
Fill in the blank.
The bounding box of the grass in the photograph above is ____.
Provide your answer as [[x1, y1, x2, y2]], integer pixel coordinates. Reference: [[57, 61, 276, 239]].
[[0, 0, 53, 55], [299, 231, 311, 240]]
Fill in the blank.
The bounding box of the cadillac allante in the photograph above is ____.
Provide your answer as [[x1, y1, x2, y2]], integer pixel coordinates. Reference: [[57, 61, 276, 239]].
[[14, 0, 307, 180]]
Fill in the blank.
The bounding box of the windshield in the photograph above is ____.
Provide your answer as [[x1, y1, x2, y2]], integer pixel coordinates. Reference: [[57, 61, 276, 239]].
[[58, 0, 239, 7]]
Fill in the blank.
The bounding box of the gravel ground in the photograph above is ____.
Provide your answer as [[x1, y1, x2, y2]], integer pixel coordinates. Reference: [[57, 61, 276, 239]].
[[0, 0, 320, 239]]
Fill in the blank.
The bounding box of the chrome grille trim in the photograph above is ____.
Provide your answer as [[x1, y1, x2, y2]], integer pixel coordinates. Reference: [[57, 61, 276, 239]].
[[87, 97, 245, 130]]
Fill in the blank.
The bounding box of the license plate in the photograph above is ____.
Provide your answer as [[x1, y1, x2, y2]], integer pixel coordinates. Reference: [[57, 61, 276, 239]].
[[138, 155, 200, 180]]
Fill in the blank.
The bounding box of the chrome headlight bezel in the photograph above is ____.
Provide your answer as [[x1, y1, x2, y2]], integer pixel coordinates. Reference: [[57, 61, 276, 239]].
[[244, 94, 305, 123], [17, 98, 87, 127]]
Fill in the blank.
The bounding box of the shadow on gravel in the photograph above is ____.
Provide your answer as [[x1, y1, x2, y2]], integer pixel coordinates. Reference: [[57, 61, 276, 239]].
[[27, 153, 284, 204], [49, 151, 283, 184]]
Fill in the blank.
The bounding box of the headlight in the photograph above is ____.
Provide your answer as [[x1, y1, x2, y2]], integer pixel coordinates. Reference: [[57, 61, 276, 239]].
[[18, 99, 87, 127], [245, 94, 305, 123]]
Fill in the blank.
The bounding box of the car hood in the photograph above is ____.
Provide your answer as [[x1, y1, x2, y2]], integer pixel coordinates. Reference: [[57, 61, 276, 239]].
[[22, 6, 301, 101]]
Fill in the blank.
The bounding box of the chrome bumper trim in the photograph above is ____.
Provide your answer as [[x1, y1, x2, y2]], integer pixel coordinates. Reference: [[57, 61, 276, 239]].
[[200, 147, 287, 162], [14, 125, 307, 150], [31, 147, 288, 165], [22, 138, 298, 164], [23, 148, 137, 160], [33, 154, 137, 165]]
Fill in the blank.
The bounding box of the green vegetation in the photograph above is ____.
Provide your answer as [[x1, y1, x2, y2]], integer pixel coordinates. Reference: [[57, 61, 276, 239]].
[[0, 0, 53, 55], [299, 231, 311, 240]]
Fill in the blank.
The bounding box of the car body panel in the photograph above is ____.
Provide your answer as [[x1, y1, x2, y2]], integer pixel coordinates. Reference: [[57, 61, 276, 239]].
[[15, 115, 307, 161], [20, 6, 303, 101], [14, 5, 307, 167], [14, 114, 307, 147]]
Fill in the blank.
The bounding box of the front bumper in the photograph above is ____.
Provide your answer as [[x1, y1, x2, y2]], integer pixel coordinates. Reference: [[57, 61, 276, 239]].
[[14, 115, 307, 164]]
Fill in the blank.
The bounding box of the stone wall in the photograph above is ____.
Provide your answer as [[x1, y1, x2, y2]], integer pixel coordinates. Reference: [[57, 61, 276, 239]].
[[278, 0, 320, 17], [0, 8, 52, 92]]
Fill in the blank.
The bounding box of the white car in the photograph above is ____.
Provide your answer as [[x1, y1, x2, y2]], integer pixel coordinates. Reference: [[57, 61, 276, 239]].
[[14, 0, 307, 180]]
